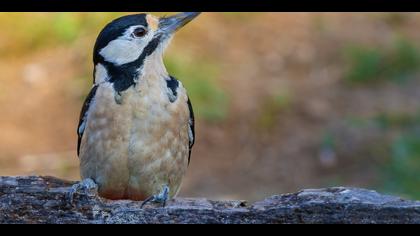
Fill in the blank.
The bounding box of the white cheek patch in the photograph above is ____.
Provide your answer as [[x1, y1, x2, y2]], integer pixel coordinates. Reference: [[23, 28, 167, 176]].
[[156, 35, 173, 55], [99, 25, 156, 67], [99, 39, 142, 66]]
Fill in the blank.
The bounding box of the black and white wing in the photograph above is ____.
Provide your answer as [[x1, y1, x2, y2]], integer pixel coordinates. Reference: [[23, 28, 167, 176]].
[[187, 96, 195, 165], [167, 76, 195, 165], [77, 85, 98, 156]]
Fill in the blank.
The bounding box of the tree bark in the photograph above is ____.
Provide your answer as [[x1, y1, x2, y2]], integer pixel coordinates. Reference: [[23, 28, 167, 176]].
[[1, 176, 419, 224]]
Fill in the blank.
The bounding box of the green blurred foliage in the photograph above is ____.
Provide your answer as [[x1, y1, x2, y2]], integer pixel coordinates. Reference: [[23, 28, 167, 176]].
[[52, 14, 81, 43], [343, 38, 420, 84], [256, 92, 292, 130], [344, 111, 420, 199], [344, 46, 383, 83], [164, 55, 228, 122], [321, 131, 336, 150], [343, 116, 372, 128], [374, 112, 420, 130], [381, 130, 420, 199], [381, 13, 412, 27], [344, 112, 420, 131], [0, 13, 124, 55]]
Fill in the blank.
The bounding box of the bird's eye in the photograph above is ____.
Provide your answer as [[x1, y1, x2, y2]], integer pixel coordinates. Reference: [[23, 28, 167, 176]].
[[132, 27, 147, 38]]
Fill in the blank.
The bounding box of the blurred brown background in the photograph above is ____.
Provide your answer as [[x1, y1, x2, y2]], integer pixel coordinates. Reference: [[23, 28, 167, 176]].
[[1, 13, 420, 202]]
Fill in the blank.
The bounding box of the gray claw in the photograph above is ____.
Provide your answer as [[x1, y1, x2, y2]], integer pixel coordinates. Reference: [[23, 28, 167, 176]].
[[68, 178, 98, 204], [140, 185, 170, 208]]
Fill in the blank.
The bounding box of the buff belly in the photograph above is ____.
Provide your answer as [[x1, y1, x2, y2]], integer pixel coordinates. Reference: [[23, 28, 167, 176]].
[[79, 83, 190, 200]]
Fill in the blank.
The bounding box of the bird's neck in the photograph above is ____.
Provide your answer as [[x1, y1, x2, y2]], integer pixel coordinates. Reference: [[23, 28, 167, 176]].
[[141, 52, 168, 81], [94, 52, 168, 93]]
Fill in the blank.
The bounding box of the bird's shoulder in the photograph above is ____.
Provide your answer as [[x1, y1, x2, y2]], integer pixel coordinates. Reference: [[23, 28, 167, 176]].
[[77, 84, 99, 156], [168, 75, 195, 165]]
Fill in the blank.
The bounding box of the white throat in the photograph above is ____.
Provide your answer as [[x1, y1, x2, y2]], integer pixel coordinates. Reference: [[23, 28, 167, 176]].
[[94, 63, 109, 84], [138, 37, 172, 82]]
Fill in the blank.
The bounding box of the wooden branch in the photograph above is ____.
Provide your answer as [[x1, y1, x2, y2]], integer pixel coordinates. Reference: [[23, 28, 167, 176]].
[[1, 176, 419, 224]]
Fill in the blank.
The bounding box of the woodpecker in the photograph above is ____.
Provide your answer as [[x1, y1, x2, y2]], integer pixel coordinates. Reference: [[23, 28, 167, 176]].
[[70, 12, 199, 207]]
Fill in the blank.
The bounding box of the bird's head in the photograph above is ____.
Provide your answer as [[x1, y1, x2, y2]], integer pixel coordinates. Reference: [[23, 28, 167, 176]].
[[92, 12, 201, 91]]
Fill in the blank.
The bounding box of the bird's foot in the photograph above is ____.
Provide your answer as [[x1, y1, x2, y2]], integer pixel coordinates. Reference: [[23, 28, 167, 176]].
[[68, 178, 98, 204], [140, 185, 170, 208]]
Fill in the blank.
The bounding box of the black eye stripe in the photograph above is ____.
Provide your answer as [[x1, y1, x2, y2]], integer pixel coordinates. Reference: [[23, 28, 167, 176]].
[[100, 35, 162, 93]]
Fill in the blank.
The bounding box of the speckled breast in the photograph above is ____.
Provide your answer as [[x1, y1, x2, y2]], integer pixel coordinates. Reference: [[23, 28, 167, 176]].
[[79, 80, 190, 200]]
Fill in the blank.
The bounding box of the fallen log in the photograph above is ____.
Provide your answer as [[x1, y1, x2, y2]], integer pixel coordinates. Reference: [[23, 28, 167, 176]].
[[1, 176, 419, 224]]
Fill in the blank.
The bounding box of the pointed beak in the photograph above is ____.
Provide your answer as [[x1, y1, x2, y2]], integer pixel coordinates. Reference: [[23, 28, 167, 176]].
[[158, 12, 201, 35]]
